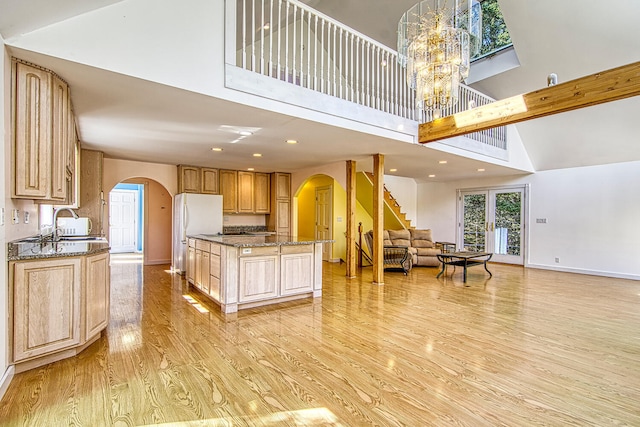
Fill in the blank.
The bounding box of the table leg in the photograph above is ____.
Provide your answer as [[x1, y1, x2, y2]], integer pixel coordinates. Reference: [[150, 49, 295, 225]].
[[484, 259, 493, 277], [437, 258, 446, 278], [463, 259, 468, 282]]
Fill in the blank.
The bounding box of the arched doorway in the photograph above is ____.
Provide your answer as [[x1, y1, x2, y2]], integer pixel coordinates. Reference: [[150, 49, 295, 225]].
[[107, 178, 172, 266]]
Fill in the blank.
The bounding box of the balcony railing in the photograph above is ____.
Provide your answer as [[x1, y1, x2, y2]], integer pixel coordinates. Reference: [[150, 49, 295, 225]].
[[229, 0, 506, 151]]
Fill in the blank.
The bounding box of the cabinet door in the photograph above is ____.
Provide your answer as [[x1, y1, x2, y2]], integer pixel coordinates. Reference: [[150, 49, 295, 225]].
[[274, 172, 291, 199], [280, 252, 314, 296], [85, 252, 110, 340], [187, 245, 196, 284], [254, 172, 270, 213], [276, 199, 291, 235], [220, 170, 238, 213], [50, 75, 69, 201], [201, 251, 211, 294], [178, 165, 200, 193], [195, 249, 203, 290], [201, 168, 219, 194], [13, 258, 82, 362], [209, 250, 221, 301], [13, 62, 51, 198], [238, 256, 279, 303], [238, 171, 255, 213]]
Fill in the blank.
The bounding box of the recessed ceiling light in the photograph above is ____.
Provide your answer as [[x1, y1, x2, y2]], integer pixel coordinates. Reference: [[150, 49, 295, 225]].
[[477, 168, 485, 172], [211, 148, 223, 152], [428, 174, 436, 178], [247, 168, 255, 171], [253, 153, 262, 157], [438, 160, 448, 164], [389, 168, 397, 172], [263, 23, 270, 30], [239, 131, 253, 136], [286, 139, 298, 144]]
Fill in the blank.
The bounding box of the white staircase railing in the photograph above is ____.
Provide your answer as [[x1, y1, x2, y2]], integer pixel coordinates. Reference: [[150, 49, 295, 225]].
[[229, 0, 506, 151]]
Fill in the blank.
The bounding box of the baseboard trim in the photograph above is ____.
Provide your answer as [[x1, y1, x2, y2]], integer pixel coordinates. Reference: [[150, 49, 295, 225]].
[[526, 263, 640, 281], [145, 259, 171, 266], [0, 365, 15, 401]]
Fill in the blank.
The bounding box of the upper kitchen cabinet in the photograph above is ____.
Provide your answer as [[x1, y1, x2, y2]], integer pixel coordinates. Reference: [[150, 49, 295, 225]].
[[177, 165, 219, 194], [12, 60, 76, 202], [220, 170, 271, 214], [268, 172, 291, 235]]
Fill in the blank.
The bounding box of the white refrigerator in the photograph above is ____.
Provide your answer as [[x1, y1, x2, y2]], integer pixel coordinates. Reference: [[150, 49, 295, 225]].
[[172, 193, 223, 274]]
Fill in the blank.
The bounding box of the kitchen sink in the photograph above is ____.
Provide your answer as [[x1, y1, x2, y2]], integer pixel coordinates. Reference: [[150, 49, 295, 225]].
[[58, 236, 108, 243]]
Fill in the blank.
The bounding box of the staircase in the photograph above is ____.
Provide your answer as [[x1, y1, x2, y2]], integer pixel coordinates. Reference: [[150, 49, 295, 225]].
[[361, 172, 414, 230]]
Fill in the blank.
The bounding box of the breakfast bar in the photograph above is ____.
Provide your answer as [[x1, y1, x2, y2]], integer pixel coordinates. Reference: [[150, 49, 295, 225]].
[[187, 234, 333, 314]]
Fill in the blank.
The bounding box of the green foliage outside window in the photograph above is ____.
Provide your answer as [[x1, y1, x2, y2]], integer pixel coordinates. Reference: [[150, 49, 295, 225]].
[[473, 0, 512, 60]]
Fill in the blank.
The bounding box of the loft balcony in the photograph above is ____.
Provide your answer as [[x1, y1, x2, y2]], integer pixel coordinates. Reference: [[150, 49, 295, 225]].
[[224, 0, 509, 161]]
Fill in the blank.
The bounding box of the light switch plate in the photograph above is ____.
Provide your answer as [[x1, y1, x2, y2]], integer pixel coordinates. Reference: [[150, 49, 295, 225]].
[[12, 209, 19, 224]]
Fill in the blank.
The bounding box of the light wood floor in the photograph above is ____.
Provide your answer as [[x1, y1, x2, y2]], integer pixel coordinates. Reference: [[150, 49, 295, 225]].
[[1, 258, 639, 426]]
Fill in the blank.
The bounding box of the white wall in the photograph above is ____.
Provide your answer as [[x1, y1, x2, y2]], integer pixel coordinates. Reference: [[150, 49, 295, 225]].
[[416, 162, 640, 279], [383, 175, 417, 226], [103, 158, 177, 196]]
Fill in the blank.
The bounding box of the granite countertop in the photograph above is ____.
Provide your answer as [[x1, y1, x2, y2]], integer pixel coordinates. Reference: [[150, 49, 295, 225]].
[[8, 237, 110, 261], [191, 234, 334, 248]]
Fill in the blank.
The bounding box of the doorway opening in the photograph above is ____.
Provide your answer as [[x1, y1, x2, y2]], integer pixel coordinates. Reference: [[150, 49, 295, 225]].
[[457, 185, 528, 265], [107, 178, 172, 266]]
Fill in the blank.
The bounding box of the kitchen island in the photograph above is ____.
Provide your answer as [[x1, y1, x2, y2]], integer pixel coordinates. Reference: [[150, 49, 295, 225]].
[[187, 234, 332, 314]]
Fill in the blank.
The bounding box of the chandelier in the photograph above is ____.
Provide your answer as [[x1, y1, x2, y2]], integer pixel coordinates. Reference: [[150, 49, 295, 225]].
[[398, 0, 481, 118]]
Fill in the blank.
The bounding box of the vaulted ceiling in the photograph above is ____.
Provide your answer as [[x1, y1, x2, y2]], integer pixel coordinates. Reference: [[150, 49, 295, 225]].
[[2, 0, 639, 179]]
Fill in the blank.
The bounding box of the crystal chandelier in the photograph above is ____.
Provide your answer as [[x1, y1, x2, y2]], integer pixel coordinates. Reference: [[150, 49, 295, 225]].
[[398, 0, 481, 119]]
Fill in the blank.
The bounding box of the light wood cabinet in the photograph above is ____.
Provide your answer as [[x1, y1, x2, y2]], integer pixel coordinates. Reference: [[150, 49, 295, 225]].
[[187, 239, 196, 284], [280, 247, 314, 296], [12, 60, 75, 202], [12, 258, 82, 362], [209, 244, 221, 301], [201, 168, 219, 194], [177, 165, 219, 194], [238, 171, 255, 213], [84, 252, 110, 340], [268, 172, 292, 235], [254, 172, 271, 213], [220, 169, 238, 213], [238, 255, 279, 303], [220, 170, 271, 214], [13, 62, 51, 199], [178, 165, 200, 193], [75, 149, 104, 234]]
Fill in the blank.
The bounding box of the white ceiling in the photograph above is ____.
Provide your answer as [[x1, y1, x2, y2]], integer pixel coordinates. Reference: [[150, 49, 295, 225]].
[[2, 0, 639, 180]]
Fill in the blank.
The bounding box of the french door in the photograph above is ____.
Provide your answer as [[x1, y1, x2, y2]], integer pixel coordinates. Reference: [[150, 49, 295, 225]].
[[458, 186, 526, 264]]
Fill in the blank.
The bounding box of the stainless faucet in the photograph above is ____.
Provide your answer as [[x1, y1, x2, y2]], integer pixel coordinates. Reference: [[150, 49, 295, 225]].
[[52, 207, 79, 240]]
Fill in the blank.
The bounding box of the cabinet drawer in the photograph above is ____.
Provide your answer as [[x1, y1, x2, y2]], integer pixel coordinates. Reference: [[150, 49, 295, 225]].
[[239, 246, 278, 256], [281, 244, 313, 254], [188, 239, 196, 248], [210, 243, 221, 256], [196, 240, 210, 251]]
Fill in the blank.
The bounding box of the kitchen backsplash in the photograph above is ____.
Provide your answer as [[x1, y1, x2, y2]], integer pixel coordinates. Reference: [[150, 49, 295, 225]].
[[223, 225, 269, 234]]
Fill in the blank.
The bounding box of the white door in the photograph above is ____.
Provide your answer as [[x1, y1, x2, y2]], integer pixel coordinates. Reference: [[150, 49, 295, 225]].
[[458, 186, 526, 264], [315, 186, 332, 261], [109, 189, 138, 253]]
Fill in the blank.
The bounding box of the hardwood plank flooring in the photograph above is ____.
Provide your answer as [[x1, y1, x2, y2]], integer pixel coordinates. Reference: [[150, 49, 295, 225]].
[[1, 259, 639, 426]]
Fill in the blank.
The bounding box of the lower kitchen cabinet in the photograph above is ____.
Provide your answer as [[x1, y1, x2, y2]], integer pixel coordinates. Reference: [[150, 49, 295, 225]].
[[187, 239, 196, 283], [280, 249, 314, 296], [12, 258, 82, 362], [10, 251, 111, 372], [238, 254, 279, 303], [84, 252, 110, 340]]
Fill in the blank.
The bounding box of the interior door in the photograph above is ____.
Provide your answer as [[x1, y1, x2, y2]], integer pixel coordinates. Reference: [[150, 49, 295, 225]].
[[109, 189, 138, 253], [459, 187, 526, 265], [315, 186, 332, 261]]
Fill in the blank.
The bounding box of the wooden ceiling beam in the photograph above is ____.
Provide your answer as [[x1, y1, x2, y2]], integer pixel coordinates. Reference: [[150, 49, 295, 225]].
[[418, 61, 640, 144]]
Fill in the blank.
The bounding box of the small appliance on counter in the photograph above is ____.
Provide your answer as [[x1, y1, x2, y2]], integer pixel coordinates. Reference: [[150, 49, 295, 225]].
[[56, 217, 92, 236]]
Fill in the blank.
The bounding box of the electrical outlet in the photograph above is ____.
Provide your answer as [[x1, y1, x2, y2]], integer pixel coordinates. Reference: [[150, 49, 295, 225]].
[[24, 211, 30, 224], [555, 257, 560, 263], [12, 209, 19, 224], [0, 208, 4, 226]]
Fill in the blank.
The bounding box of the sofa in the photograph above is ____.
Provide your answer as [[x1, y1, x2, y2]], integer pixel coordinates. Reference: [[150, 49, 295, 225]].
[[365, 229, 442, 271]]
